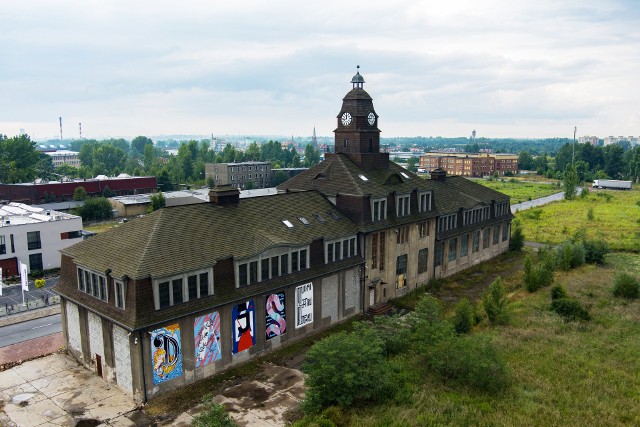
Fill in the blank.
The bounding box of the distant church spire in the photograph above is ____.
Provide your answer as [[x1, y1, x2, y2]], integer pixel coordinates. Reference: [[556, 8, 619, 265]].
[[312, 126, 317, 146]]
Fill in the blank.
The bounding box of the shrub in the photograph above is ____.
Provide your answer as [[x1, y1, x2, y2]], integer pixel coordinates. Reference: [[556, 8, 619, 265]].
[[524, 253, 555, 292], [551, 298, 590, 322], [550, 285, 567, 300], [509, 219, 525, 252], [302, 324, 395, 413], [555, 240, 585, 271], [35, 279, 45, 289], [408, 295, 455, 353], [582, 239, 610, 265], [453, 298, 475, 334], [429, 335, 509, 393], [191, 394, 237, 427], [482, 277, 510, 325], [587, 207, 594, 221], [612, 273, 640, 299]]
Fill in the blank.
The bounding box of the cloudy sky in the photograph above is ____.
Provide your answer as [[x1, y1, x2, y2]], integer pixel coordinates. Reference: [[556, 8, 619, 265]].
[[1, 0, 639, 140]]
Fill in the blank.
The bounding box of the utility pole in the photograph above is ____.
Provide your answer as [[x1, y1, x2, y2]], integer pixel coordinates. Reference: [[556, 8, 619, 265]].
[[59, 116, 63, 140], [573, 126, 577, 164]]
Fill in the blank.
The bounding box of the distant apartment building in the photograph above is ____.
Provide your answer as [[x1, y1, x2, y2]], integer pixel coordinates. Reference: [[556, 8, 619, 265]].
[[604, 136, 639, 146], [204, 162, 272, 189], [578, 136, 599, 146], [419, 153, 518, 177], [0, 202, 83, 276], [44, 150, 81, 167]]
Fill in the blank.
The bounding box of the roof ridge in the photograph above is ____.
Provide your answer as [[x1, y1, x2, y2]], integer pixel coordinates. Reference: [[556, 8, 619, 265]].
[[134, 209, 165, 278]]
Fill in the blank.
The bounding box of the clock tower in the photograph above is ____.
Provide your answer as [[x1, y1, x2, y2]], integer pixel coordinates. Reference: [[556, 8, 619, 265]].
[[332, 67, 389, 170]]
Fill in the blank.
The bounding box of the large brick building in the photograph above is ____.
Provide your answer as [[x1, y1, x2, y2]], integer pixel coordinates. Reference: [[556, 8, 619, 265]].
[[419, 152, 519, 177], [204, 161, 272, 190], [56, 71, 512, 403]]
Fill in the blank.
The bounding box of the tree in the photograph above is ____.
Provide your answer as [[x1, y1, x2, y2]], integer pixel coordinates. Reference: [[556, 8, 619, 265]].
[[302, 324, 395, 413], [131, 136, 153, 158], [0, 134, 41, 183], [518, 151, 534, 170], [482, 277, 510, 325], [563, 164, 579, 200], [147, 192, 166, 213], [93, 144, 128, 175], [102, 185, 115, 198], [55, 164, 80, 178], [74, 197, 113, 221], [271, 170, 290, 187], [157, 169, 174, 192], [73, 186, 87, 201], [37, 153, 55, 179], [406, 156, 419, 173], [509, 219, 525, 251], [78, 143, 96, 168], [245, 141, 261, 161], [303, 144, 320, 167]]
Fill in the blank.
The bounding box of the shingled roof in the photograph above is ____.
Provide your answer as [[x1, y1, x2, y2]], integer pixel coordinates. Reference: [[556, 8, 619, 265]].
[[61, 191, 359, 280]]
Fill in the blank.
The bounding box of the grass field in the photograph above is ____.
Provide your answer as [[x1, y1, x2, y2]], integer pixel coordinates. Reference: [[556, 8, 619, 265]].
[[470, 178, 562, 204], [332, 251, 640, 426], [84, 220, 120, 233], [515, 188, 640, 252]]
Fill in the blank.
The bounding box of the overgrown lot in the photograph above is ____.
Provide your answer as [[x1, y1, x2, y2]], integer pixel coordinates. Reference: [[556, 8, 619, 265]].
[[470, 178, 562, 204], [296, 251, 640, 426], [515, 189, 640, 251]]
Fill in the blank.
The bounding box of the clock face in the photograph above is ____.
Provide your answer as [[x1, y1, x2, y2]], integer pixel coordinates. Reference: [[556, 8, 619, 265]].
[[341, 112, 352, 126], [367, 112, 376, 126]]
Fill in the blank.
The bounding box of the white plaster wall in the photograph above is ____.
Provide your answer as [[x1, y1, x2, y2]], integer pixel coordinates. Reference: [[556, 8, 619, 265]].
[[112, 325, 133, 394], [321, 275, 338, 321], [65, 301, 82, 355], [344, 268, 360, 311], [87, 311, 104, 363]]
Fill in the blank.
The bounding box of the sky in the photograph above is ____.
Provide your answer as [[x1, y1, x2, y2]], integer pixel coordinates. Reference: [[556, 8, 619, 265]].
[[1, 0, 639, 141]]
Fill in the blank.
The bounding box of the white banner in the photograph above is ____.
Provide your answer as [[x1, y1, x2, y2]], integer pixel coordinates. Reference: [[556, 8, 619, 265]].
[[0, 267, 3, 296], [20, 262, 29, 291], [295, 282, 313, 329]]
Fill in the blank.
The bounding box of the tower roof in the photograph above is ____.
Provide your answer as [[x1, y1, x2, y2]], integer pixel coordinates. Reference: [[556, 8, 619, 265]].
[[351, 65, 365, 89]]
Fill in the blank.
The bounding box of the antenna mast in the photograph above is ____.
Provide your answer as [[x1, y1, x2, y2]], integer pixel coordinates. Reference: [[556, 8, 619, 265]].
[[79, 122, 82, 139]]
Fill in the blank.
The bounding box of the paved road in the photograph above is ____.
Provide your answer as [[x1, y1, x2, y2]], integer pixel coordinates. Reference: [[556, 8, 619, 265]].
[[511, 187, 582, 213], [0, 276, 59, 316], [0, 313, 61, 347]]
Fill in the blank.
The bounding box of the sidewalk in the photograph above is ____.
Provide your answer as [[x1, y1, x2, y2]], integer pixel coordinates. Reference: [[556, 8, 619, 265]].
[[0, 277, 60, 320]]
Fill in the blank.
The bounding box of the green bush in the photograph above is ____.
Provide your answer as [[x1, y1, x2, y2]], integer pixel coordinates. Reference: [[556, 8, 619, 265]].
[[551, 298, 590, 322], [550, 285, 567, 300], [302, 324, 396, 413], [583, 239, 610, 265], [587, 207, 594, 220], [523, 253, 555, 292], [612, 273, 640, 299], [482, 277, 510, 325], [35, 279, 45, 289], [191, 394, 237, 427], [453, 298, 475, 334], [428, 335, 509, 393], [556, 240, 585, 271], [509, 219, 525, 251]]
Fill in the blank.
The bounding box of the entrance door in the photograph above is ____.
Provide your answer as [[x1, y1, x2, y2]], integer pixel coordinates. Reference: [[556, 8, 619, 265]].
[[96, 354, 103, 378], [369, 288, 375, 306]]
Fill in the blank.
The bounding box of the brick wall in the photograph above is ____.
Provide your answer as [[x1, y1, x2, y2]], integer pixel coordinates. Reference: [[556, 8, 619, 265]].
[[321, 275, 338, 321], [66, 301, 82, 356], [113, 325, 133, 394], [87, 311, 104, 366]]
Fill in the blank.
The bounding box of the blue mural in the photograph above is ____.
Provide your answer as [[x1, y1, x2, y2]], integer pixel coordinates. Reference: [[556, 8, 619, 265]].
[[151, 324, 182, 385]]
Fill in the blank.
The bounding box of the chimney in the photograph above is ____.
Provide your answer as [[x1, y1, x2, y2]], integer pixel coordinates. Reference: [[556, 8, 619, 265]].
[[209, 185, 240, 206], [430, 168, 447, 182]]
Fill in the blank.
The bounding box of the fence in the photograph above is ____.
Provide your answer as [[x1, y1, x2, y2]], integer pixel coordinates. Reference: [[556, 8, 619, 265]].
[[0, 295, 61, 317]]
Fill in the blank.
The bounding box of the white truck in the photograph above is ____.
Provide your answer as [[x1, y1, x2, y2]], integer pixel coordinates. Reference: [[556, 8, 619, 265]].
[[592, 179, 632, 190]]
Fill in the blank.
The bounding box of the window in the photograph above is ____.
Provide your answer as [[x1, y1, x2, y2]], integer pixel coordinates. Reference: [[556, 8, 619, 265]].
[[482, 227, 490, 249], [437, 214, 457, 232], [172, 278, 183, 305], [371, 232, 385, 270], [67, 230, 82, 239], [448, 238, 457, 262], [188, 275, 198, 300], [239, 263, 248, 286], [418, 221, 428, 238], [99, 276, 107, 301], [154, 269, 212, 309], [396, 194, 410, 217], [460, 234, 469, 257], [502, 222, 509, 241], [495, 202, 509, 217], [115, 281, 125, 309], [325, 236, 357, 263], [282, 220, 294, 228], [77, 268, 85, 292], [298, 216, 311, 225], [371, 198, 387, 221], [493, 225, 500, 245], [418, 248, 428, 274], [396, 226, 409, 244], [77, 267, 110, 302], [29, 253, 43, 271], [472, 230, 480, 253], [249, 261, 258, 285], [199, 272, 209, 297], [261, 259, 270, 280], [237, 247, 308, 286], [281, 254, 289, 275], [271, 256, 279, 278], [396, 254, 408, 289], [159, 281, 170, 308], [434, 242, 444, 267], [418, 192, 431, 212], [27, 231, 41, 250], [0, 236, 5, 255]]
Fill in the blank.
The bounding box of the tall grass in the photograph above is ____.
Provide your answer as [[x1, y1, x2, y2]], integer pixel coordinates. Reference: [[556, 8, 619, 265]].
[[471, 178, 562, 203]]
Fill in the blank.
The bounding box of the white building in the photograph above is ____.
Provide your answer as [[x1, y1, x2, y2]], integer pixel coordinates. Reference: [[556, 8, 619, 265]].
[[0, 203, 84, 275], [44, 150, 81, 168]]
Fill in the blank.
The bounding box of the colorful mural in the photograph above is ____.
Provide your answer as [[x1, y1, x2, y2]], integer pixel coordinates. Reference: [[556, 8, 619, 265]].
[[151, 324, 182, 385], [295, 282, 313, 328], [232, 300, 255, 354], [194, 312, 222, 368], [265, 292, 286, 340]]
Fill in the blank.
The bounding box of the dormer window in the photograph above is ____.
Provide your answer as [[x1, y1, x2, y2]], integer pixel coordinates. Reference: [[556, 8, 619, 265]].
[[396, 194, 410, 217], [371, 198, 387, 222]]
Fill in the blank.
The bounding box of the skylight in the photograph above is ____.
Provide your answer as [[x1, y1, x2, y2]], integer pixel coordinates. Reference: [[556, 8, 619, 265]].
[[313, 213, 326, 223], [298, 216, 311, 225], [400, 172, 410, 179], [282, 219, 294, 228], [358, 174, 369, 182], [328, 210, 341, 220]]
